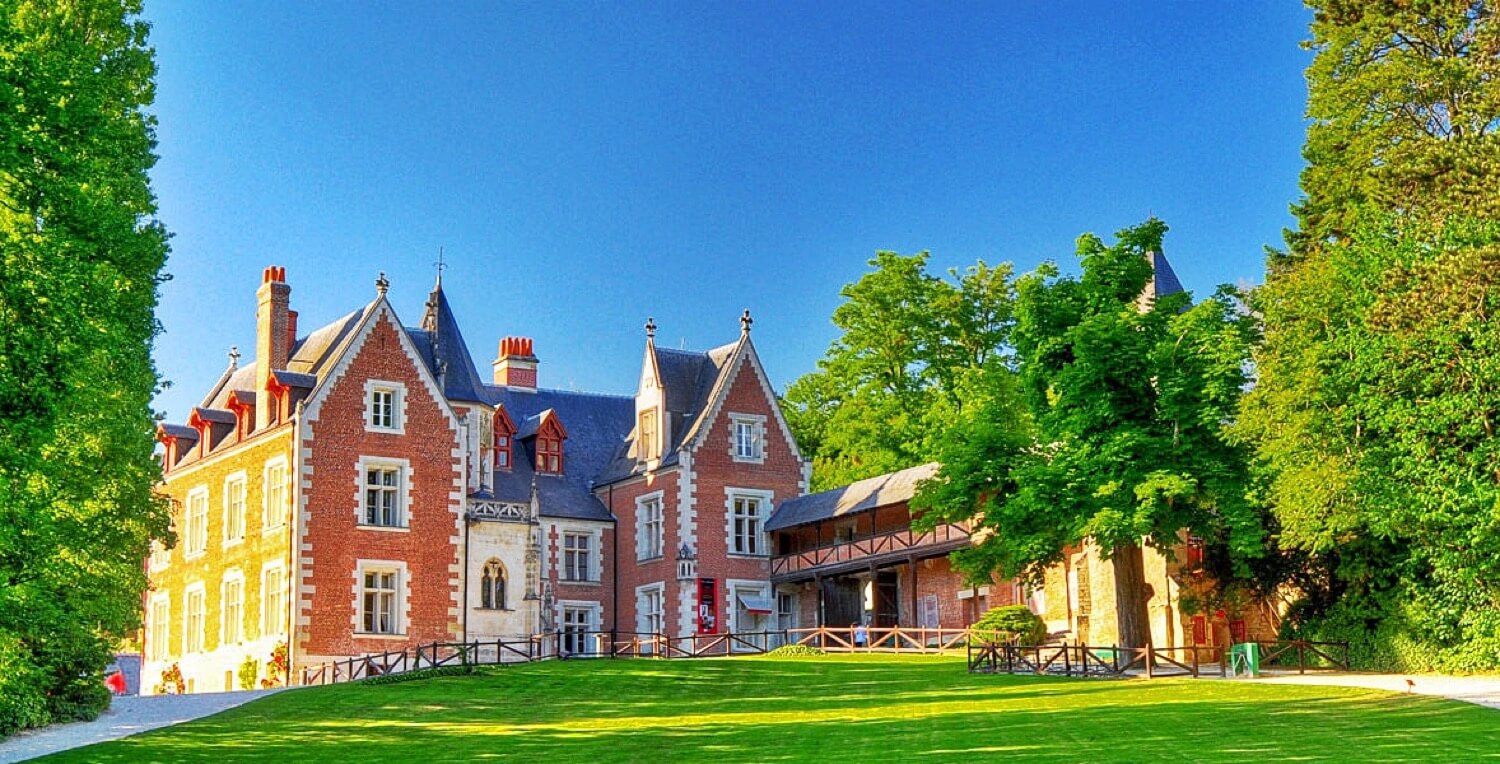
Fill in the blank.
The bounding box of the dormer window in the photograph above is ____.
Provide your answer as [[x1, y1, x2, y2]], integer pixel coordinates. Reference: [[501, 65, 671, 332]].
[[532, 412, 567, 474], [493, 407, 516, 471], [537, 433, 562, 473], [638, 408, 658, 459]]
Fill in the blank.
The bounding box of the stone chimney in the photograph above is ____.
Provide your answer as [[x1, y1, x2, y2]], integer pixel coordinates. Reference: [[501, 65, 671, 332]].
[[493, 336, 538, 391], [256, 266, 291, 428]]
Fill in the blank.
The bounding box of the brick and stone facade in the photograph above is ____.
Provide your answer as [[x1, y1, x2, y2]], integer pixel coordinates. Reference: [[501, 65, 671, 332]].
[[145, 267, 808, 691]]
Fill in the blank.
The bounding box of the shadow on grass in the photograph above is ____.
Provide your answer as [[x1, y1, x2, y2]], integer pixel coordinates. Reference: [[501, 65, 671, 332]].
[[38, 657, 1500, 764]]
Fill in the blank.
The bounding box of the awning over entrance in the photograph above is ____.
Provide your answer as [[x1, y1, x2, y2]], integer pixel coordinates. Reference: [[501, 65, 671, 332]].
[[737, 594, 774, 614]]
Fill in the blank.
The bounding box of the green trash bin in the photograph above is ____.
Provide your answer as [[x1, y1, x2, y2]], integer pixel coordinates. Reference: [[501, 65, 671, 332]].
[[1229, 643, 1261, 677]]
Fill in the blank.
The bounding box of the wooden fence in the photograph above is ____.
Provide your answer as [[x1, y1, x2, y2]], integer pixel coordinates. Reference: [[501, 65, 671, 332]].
[[966, 639, 1350, 678], [297, 629, 1351, 687]]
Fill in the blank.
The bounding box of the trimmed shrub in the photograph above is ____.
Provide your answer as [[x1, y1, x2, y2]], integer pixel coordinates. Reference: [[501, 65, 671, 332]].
[[363, 665, 476, 685], [766, 644, 826, 657], [974, 605, 1047, 646]]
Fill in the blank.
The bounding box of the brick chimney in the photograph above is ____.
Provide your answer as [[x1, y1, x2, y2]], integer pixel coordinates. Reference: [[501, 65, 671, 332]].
[[256, 266, 291, 429], [493, 336, 538, 391]]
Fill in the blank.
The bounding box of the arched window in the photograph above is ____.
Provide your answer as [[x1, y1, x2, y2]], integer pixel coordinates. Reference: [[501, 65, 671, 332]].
[[480, 560, 506, 610]]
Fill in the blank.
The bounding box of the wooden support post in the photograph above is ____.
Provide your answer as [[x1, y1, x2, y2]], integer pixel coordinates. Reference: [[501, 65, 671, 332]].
[[909, 554, 919, 631]]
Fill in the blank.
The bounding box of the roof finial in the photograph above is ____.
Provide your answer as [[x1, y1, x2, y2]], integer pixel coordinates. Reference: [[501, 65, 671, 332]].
[[375, 272, 389, 296], [740, 308, 753, 335], [434, 246, 446, 287], [228, 345, 241, 367], [645, 316, 656, 339]]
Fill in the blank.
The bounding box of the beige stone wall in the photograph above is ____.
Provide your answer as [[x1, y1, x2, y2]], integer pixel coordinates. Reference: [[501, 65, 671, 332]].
[[143, 427, 296, 694], [1030, 535, 1278, 651]]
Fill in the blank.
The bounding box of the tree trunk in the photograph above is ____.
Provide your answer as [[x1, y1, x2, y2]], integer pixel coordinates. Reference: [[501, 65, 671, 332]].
[[1112, 542, 1152, 649]]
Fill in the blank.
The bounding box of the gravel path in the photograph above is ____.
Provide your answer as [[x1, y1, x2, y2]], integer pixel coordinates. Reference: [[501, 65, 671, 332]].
[[0, 689, 287, 763], [1253, 671, 1500, 711]]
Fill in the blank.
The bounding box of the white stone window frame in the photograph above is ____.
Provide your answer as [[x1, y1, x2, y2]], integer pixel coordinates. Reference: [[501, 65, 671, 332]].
[[558, 600, 602, 655], [635, 582, 666, 636], [559, 526, 603, 583], [261, 561, 287, 637], [183, 581, 207, 655], [355, 456, 413, 531], [728, 412, 767, 464], [149, 592, 171, 662], [222, 471, 247, 549], [724, 487, 774, 558], [220, 568, 246, 646], [262, 456, 289, 535], [364, 379, 407, 435], [184, 485, 209, 560], [635, 490, 665, 562], [353, 559, 410, 639]]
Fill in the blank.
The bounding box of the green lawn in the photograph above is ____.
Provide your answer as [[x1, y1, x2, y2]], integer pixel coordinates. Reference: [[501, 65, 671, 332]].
[[42, 655, 1500, 763]]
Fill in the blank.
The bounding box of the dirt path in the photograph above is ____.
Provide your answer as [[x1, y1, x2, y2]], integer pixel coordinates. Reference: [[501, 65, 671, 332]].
[[0, 689, 286, 763], [1253, 671, 1500, 711]]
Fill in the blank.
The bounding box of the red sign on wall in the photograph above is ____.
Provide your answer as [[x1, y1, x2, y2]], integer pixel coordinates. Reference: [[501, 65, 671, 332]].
[[697, 578, 718, 634]]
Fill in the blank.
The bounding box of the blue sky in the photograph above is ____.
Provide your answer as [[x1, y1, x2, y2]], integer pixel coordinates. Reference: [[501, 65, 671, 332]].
[[146, 2, 1312, 422]]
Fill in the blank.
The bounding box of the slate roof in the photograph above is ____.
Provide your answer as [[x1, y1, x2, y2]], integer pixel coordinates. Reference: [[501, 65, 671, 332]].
[[765, 463, 940, 531], [1140, 250, 1186, 306], [595, 340, 743, 485], [407, 282, 488, 403], [197, 307, 370, 413], [172, 305, 373, 468], [157, 423, 198, 441], [479, 386, 634, 522]]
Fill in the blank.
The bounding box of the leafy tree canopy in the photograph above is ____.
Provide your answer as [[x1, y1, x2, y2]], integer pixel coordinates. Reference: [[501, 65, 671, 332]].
[[1247, 0, 1500, 671], [0, 0, 170, 734], [1291, 0, 1500, 259], [782, 252, 1017, 490], [916, 219, 1261, 648]]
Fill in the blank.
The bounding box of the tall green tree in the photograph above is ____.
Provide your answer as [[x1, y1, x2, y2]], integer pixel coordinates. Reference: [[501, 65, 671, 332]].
[[917, 220, 1261, 649], [1246, 1, 1500, 670], [1290, 0, 1500, 259], [783, 252, 1017, 490], [0, 0, 170, 734]]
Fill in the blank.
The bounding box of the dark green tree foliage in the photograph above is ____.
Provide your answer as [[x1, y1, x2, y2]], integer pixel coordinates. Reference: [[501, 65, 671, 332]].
[[1247, 1, 1500, 671], [782, 252, 1017, 490], [1291, 0, 1500, 260], [1245, 213, 1500, 671], [917, 220, 1260, 649], [0, 0, 170, 734]]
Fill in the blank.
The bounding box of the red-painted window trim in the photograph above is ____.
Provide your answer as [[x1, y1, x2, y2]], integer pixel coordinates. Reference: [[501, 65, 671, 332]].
[[535, 416, 566, 474], [493, 406, 517, 470]]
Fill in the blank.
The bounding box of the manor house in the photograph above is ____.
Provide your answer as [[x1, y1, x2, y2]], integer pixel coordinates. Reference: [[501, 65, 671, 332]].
[[144, 266, 806, 692]]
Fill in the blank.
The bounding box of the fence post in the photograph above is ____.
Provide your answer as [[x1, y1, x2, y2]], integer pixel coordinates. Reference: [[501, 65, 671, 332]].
[[1298, 642, 1306, 675], [1144, 645, 1154, 679], [1192, 647, 1199, 678]]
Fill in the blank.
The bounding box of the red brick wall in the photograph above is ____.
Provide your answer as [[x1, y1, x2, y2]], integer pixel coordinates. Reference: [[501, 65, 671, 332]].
[[601, 471, 680, 635], [297, 313, 462, 660], [687, 351, 804, 625]]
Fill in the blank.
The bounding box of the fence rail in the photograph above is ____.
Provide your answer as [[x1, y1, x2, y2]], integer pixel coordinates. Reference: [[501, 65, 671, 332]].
[[770, 523, 972, 576], [296, 630, 1351, 688], [966, 640, 1350, 678]]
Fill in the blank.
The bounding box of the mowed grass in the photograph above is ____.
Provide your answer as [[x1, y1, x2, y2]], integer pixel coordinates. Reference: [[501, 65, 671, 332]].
[[40, 655, 1500, 763]]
